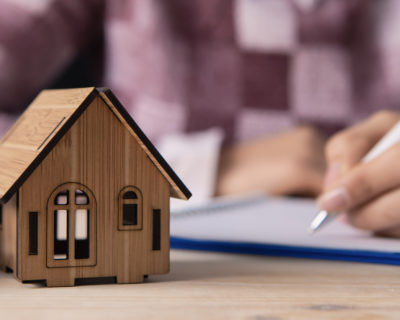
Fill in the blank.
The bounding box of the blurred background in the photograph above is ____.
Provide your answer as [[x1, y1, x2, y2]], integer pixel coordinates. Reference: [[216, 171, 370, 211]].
[[1, 0, 400, 199]]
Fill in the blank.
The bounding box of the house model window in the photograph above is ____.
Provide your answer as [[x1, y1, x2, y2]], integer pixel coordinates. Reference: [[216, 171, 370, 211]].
[[47, 183, 97, 267], [119, 187, 143, 230]]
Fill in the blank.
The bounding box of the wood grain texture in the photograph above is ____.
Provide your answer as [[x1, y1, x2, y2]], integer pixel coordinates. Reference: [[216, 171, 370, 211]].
[[0, 87, 94, 199], [98, 90, 190, 200], [17, 96, 170, 286], [0, 250, 400, 320]]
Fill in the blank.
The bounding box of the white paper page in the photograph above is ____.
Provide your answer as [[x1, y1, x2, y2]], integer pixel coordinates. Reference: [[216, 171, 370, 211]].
[[171, 195, 400, 253]]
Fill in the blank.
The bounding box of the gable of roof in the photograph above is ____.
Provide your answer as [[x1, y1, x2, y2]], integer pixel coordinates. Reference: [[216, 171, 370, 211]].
[[0, 87, 191, 203]]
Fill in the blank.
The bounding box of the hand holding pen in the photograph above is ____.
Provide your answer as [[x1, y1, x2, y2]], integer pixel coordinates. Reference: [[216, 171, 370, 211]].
[[310, 111, 400, 238]]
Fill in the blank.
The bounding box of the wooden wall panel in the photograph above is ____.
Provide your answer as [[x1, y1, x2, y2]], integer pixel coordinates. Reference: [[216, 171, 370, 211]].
[[0, 194, 17, 274], [18, 96, 170, 286]]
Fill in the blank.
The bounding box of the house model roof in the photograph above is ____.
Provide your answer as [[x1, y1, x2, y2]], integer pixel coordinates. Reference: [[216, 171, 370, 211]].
[[0, 87, 191, 203]]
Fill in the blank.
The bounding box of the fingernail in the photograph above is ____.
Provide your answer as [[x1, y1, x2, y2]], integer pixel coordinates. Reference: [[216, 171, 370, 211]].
[[324, 163, 341, 187], [318, 187, 350, 212]]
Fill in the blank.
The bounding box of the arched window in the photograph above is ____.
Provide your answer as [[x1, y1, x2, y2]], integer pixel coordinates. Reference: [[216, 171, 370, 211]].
[[47, 183, 96, 267], [118, 186, 143, 231]]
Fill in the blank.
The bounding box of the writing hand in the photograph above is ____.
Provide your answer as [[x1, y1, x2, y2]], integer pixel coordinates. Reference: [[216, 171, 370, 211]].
[[319, 111, 400, 237]]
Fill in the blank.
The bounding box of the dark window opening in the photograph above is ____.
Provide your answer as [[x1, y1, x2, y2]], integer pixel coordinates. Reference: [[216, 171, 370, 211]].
[[29, 212, 38, 255], [75, 239, 90, 259], [75, 209, 90, 259], [54, 210, 68, 260], [152, 209, 161, 251], [123, 191, 137, 199], [123, 204, 138, 226]]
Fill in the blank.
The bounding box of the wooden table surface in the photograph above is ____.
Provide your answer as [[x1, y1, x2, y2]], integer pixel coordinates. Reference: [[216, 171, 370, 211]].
[[1, 249, 400, 320]]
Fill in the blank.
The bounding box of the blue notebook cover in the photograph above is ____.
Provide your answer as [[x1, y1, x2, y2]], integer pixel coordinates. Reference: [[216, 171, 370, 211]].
[[170, 196, 400, 266]]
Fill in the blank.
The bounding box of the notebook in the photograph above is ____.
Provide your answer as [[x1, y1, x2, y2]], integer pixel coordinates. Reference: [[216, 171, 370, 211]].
[[170, 195, 400, 265]]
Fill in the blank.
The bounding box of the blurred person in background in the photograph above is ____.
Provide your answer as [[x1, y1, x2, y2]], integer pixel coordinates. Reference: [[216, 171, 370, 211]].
[[0, 0, 400, 236]]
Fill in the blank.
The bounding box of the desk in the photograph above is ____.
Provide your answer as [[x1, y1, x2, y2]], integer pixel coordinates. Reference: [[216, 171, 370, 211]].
[[0, 249, 399, 319]]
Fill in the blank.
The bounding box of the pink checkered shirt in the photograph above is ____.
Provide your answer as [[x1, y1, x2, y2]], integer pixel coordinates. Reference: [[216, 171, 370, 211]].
[[0, 0, 400, 142]]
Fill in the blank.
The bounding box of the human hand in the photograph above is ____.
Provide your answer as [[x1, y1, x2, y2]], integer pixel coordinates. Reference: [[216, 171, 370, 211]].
[[216, 126, 326, 197], [318, 111, 400, 237]]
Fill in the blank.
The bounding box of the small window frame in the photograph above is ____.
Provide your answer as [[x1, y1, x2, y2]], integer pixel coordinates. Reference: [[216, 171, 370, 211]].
[[118, 186, 143, 231]]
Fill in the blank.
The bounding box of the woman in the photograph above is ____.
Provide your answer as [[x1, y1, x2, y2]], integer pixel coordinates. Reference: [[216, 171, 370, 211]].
[[0, 0, 399, 236]]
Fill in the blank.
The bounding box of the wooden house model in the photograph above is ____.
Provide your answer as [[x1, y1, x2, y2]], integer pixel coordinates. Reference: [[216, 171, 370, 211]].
[[0, 87, 191, 287]]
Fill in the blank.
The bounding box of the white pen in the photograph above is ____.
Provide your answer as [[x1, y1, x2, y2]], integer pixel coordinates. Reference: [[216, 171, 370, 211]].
[[309, 120, 400, 234]]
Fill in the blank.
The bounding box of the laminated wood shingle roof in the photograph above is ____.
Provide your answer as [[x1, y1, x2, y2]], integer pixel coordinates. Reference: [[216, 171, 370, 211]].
[[0, 87, 191, 203]]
